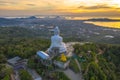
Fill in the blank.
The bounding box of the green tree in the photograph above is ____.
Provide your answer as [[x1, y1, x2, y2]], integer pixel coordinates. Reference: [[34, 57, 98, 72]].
[[19, 70, 33, 80], [0, 54, 6, 63]]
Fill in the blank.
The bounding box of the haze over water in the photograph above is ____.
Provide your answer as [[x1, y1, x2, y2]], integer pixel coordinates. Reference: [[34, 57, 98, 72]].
[[84, 21, 120, 29], [64, 16, 120, 29]]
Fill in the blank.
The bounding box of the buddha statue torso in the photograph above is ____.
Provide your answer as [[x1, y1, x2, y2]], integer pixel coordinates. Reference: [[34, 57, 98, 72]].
[[49, 26, 67, 53]]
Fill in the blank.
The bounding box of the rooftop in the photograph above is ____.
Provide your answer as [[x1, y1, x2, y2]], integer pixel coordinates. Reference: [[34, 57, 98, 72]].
[[37, 51, 50, 60], [7, 56, 21, 65]]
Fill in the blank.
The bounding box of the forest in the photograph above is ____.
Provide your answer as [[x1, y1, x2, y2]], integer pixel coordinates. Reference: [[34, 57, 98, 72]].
[[73, 43, 120, 80], [0, 27, 120, 80]]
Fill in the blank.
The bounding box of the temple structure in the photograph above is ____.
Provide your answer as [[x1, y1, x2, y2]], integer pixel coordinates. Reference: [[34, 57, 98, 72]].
[[48, 26, 67, 54], [37, 26, 69, 69]]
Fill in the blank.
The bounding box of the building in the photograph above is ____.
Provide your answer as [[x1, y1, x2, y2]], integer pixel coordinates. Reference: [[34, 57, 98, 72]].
[[37, 26, 69, 69], [37, 51, 50, 60], [54, 60, 70, 69], [36, 51, 51, 66], [7, 56, 27, 70]]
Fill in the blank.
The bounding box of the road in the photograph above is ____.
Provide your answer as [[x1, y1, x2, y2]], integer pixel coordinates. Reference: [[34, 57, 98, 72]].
[[63, 68, 83, 80], [27, 68, 42, 80]]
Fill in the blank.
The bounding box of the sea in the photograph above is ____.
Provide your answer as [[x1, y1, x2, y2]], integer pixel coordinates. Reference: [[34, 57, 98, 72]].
[[65, 16, 120, 29], [84, 21, 120, 29]]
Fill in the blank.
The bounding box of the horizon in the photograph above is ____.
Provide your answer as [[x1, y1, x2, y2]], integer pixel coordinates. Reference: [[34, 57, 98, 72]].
[[0, 0, 120, 17]]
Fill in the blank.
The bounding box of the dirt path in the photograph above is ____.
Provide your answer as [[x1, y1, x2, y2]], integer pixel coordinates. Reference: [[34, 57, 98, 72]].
[[95, 49, 104, 63], [84, 49, 104, 75], [75, 59, 84, 80], [74, 59, 81, 72], [84, 63, 90, 75]]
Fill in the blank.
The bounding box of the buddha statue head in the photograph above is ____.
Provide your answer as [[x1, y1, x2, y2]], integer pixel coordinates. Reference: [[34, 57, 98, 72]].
[[54, 26, 60, 35]]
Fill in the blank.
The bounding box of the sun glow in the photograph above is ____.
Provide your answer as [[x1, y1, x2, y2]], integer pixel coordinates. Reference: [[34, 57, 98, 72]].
[[0, 0, 120, 16], [111, 0, 120, 7]]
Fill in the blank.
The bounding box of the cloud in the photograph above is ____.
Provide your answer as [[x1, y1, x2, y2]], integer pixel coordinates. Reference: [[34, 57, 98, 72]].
[[0, 1, 16, 5], [78, 4, 115, 9], [26, 4, 36, 6], [0, 0, 120, 16]]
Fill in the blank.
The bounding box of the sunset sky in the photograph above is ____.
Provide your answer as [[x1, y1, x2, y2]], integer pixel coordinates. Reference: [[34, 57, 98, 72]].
[[0, 0, 120, 17]]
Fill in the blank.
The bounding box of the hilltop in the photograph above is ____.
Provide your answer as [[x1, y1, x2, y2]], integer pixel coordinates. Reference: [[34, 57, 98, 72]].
[[85, 18, 120, 22]]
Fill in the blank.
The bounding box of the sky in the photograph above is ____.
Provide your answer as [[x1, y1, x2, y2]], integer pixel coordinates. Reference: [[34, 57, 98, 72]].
[[0, 0, 120, 17]]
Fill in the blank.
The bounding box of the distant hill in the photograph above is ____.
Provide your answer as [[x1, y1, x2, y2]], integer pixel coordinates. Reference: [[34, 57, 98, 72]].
[[27, 16, 37, 19], [86, 18, 120, 21]]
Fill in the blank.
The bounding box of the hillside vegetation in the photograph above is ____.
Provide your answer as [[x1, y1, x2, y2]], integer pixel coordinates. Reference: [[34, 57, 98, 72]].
[[0, 27, 120, 80], [73, 43, 120, 80]]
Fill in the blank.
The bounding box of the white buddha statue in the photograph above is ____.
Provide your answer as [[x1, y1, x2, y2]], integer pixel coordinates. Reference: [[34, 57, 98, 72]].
[[49, 26, 67, 53]]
